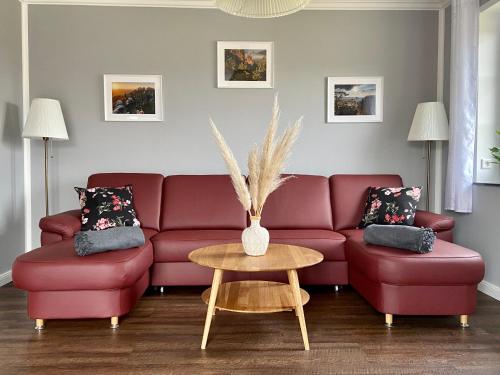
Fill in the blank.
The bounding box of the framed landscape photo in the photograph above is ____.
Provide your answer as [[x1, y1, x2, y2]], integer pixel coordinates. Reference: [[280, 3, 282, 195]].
[[217, 41, 274, 89], [327, 77, 383, 123], [103, 74, 163, 121]]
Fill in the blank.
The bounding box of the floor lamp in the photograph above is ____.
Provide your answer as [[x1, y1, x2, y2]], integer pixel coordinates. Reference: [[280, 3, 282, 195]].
[[22, 98, 69, 217], [408, 102, 449, 211]]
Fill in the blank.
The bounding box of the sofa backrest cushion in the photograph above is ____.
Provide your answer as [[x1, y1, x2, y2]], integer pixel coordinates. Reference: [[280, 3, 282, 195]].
[[87, 173, 164, 231], [260, 174, 333, 230], [330, 174, 403, 231], [161, 175, 247, 230]]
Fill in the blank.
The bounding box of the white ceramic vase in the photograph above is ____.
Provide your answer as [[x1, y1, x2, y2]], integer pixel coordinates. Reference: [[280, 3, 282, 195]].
[[242, 216, 269, 256]]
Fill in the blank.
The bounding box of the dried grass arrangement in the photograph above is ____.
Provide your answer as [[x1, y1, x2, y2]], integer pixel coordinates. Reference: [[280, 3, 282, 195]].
[[209, 95, 302, 218]]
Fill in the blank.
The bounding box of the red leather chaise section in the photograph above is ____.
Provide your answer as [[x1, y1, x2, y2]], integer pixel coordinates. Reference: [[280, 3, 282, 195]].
[[344, 230, 484, 286], [12, 239, 153, 320], [341, 229, 484, 316], [13, 240, 153, 291], [330, 174, 484, 319]]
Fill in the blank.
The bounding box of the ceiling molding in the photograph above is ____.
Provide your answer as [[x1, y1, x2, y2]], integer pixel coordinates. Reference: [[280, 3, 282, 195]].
[[309, 0, 448, 10], [19, 0, 450, 11]]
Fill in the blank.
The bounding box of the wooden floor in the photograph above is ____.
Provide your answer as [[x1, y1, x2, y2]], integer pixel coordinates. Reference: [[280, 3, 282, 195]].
[[1, 284, 500, 375]]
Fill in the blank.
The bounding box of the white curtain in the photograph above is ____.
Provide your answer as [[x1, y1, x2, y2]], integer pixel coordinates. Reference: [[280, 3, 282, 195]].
[[445, 0, 480, 213]]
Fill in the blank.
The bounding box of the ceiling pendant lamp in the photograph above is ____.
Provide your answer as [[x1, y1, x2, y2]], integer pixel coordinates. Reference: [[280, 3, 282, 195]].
[[216, 0, 311, 18]]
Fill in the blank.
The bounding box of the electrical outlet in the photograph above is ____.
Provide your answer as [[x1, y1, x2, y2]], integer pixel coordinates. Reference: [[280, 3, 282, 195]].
[[481, 158, 494, 169]]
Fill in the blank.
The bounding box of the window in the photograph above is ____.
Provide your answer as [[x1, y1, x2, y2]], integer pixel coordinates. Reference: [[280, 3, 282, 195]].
[[476, 0, 500, 184]]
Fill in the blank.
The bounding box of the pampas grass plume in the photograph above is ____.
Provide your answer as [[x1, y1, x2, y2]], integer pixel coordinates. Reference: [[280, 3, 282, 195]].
[[209, 95, 301, 217]]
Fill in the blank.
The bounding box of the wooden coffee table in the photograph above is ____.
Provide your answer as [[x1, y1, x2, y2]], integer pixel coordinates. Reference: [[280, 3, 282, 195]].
[[188, 243, 324, 350]]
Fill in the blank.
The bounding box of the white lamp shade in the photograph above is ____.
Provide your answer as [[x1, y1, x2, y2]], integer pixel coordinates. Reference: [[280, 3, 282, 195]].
[[216, 0, 311, 18], [408, 102, 449, 141], [22, 98, 68, 140]]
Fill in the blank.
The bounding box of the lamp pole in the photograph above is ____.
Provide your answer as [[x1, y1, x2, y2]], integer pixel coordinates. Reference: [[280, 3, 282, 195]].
[[426, 140, 431, 211], [43, 136, 49, 217]]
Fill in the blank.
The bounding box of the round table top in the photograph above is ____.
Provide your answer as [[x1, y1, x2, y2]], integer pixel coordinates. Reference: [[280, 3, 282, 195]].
[[188, 243, 324, 272]]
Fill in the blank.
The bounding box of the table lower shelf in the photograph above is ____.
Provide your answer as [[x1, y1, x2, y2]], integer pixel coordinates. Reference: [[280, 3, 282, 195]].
[[201, 280, 310, 314]]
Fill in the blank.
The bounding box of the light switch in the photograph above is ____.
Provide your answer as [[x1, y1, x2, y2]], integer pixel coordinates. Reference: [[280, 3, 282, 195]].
[[481, 158, 494, 169]]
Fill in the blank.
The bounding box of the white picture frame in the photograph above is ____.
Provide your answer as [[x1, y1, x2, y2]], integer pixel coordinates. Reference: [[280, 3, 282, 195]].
[[327, 77, 384, 123], [103, 74, 163, 122], [217, 41, 274, 89]]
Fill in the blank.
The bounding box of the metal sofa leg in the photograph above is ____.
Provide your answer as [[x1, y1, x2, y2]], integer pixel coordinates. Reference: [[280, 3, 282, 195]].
[[110, 316, 119, 329], [35, 319, 44, 330], [334, 285, 341, 293], [460, 315, 469, 328], [160, 286, 165, 294], [385, 314, 393, 328]]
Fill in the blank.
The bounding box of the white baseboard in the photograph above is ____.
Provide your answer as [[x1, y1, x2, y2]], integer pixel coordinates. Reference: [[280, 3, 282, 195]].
[[478, 280, 500, 301], [0, 270, 12, 287]]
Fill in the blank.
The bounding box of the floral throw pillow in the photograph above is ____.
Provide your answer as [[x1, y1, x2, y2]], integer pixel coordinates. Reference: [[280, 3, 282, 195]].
[[358, 186, 422, 228], [74, 186, 141, 231]]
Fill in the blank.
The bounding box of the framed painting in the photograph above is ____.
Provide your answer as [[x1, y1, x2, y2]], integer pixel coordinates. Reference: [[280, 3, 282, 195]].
[[217, 41, 274, 88], [327, 77, 384, 123], [103, 74, 163, 121]]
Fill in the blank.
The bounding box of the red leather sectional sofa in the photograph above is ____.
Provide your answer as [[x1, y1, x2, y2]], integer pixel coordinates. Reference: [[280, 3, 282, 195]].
[[12, 173, 485, 329]]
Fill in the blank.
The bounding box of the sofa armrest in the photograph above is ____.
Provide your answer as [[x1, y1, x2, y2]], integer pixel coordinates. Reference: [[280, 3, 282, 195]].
[[413, 210, 454, 232], [39, 210, 82, 241]]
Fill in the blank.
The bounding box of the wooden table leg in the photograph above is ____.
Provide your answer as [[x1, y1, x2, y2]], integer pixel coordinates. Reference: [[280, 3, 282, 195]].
[[287, 269, 310, 350], [201, 268, 223, 349]]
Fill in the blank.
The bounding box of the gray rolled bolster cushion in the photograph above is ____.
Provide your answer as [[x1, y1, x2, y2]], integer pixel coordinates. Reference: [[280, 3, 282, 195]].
[[363, 224, 436, 254], [74, 226, 145, 256]]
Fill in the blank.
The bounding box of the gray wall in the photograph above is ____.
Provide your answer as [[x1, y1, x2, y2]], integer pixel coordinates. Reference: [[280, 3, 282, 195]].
[[452, 186, 500, 287], [0, 0, 24, 277], [29, 5, 439, 247], [443, 1, 500, 291]]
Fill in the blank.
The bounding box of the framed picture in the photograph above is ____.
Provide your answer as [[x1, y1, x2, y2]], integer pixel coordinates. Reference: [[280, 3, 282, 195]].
[[327, 77, 383, 123], [217, 41, 274, 88], [103, 74, 163, 121]]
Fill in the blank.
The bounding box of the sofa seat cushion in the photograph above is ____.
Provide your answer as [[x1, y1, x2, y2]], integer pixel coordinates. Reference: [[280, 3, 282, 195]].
[[269, 230, 346, 261], [341, 229, 484, 286], [151, 230, 242, 262], [13, 239, 153, 292]]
